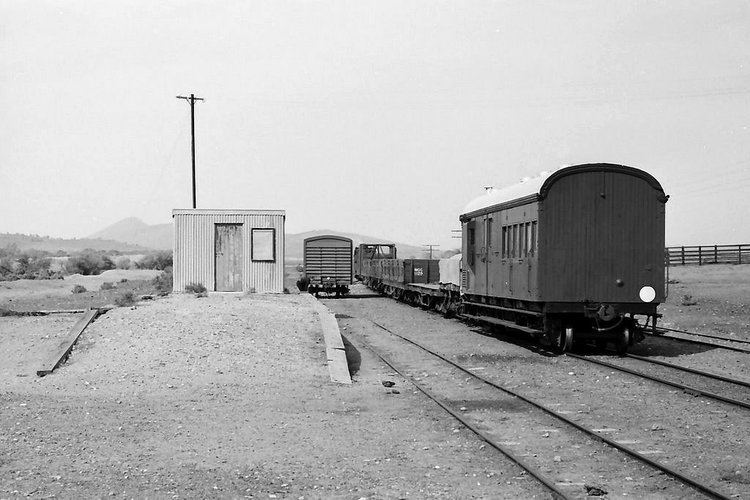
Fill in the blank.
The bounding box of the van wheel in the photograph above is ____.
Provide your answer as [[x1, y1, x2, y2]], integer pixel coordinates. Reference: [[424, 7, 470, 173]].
[[555, 327, 574, 353], [616, 328, 631, 356]]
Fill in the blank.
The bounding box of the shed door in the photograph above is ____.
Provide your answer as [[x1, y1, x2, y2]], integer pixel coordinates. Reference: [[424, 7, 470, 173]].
[[215, 224, 243, 291]]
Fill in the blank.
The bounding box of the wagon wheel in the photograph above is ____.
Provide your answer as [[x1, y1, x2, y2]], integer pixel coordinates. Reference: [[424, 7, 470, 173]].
[[616, 327, 631, 356], [554, 327, 574, 353]]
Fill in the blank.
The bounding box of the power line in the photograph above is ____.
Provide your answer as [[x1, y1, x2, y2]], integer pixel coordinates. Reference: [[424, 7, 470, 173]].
[[176, 93, 205, 209]]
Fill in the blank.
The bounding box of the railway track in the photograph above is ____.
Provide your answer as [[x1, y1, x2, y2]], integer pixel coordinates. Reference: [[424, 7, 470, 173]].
[[649, 327, 750, 354], [341, 313, 734, 499], [565, 351, 750, 412]]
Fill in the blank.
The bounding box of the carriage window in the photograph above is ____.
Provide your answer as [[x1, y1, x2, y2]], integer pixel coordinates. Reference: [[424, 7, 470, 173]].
[[526, 222, 534, 255], [502, 226, 508, 259], [467, 222, 476, 267], [513, 225, 519, 258], [486, 218, 492, 248], [520, 223, 527, 257], [531, 221, 537, 254]]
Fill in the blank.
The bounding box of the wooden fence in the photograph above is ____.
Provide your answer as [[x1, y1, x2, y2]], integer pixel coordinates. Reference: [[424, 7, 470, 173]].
[[666, 244, 750, 266]]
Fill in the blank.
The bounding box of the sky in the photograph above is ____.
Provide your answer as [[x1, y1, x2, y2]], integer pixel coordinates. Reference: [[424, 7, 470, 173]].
[[2, 0, 749, 250]]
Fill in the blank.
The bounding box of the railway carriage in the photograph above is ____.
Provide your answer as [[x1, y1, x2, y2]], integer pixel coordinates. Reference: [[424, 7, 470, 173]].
[[460, 163, 668, 352]]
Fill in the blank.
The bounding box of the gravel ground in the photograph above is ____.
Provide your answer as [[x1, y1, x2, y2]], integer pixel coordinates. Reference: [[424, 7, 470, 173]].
[[1, 291, 543, 499], [326, 289, 750, 498]]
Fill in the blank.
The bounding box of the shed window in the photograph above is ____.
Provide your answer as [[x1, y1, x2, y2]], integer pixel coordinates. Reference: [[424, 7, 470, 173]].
[[252, 229, 275, 261]]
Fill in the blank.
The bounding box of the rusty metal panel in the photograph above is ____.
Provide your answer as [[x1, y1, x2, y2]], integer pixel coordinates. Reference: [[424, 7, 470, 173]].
[[539, 170, 665, 303], [173, 209, 286, 293]]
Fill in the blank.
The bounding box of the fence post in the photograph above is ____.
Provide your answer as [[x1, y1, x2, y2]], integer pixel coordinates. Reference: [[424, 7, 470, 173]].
[[681, 246, 685, 265]]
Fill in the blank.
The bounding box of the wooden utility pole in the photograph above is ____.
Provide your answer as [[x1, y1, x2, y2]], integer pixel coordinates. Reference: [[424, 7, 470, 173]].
[[423, 244, 440, 259], [176, 93, 204, 208]]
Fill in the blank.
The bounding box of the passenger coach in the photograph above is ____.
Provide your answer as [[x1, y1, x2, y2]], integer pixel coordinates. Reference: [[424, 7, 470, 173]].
[[460, 163, 668, 353]]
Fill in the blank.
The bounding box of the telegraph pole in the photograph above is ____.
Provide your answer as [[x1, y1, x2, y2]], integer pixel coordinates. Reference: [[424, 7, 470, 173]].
[[423, 244, 440, 259], [176, 93, 204, 208]]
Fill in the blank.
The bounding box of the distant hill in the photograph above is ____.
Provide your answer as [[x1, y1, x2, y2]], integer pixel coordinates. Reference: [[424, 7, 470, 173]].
[[0, 217, 447, 260], [88, 218, 438, 261], [0, 233, 150, 253], [88, 217, 173, 250], [285, 229, 430, 262]]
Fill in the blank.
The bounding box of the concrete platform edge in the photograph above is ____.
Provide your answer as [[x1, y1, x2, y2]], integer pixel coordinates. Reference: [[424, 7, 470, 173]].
[[301, 294, 352, 384]]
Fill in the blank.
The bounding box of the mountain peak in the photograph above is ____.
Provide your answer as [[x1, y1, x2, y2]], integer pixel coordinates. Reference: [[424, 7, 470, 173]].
[[89, 217, 173, 250]]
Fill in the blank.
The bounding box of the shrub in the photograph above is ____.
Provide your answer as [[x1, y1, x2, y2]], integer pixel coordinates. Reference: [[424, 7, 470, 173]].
[[115, 257, 132, 270], [185, 282, 207, 296], [152, 269, 173, 295], [71, 284, 87, 294], [114, 291, 137, 307], [64, 251, 115, 276], [136, 251, 173, 270], [0, 246, 53, 281], [100, 282, 116, 291]]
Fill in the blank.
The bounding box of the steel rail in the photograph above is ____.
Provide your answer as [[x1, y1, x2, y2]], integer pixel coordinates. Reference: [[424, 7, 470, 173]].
[[566, 353, 750, 411], [655, 326, 750, 346], [646, 331, 750, 354], [354, 335, 570, 500], [371, 321, 733, 500], [624, 353, 750, 389]]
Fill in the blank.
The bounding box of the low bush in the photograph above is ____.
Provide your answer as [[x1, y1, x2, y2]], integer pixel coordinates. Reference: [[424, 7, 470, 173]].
[[152, 269, 173, 295], [115, 257, 132, 270], [71, 284, 87, 294], [64, 251, 115, 276], [114, 291, 137, 307], [100, 282, 116, 291], [185, 282, 207, 297], [0, 245, 53, 281], [136, 251, 173, 270]]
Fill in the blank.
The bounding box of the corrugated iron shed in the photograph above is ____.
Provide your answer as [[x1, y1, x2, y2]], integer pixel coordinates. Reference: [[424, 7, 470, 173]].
[[173, 209, 286, 293]]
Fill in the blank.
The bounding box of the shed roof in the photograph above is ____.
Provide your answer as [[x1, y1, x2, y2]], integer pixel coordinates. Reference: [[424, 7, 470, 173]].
[[172, 209, 286, 217]]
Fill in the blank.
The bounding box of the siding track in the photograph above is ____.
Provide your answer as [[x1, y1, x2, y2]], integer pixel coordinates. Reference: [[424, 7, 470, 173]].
[[344, 310, 733, 499]]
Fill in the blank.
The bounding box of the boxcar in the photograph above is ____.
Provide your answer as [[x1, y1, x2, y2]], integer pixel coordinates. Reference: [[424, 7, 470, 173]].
[[460, 163, 668, 353], [303, 235, 353, 296]]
